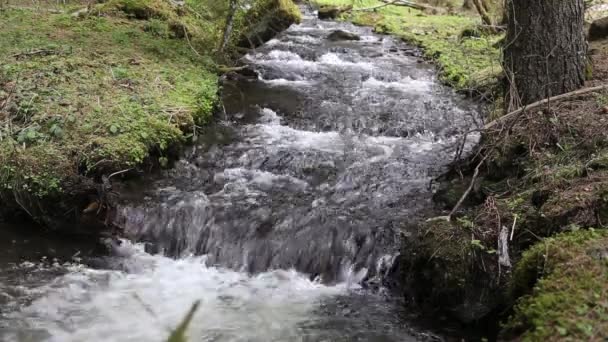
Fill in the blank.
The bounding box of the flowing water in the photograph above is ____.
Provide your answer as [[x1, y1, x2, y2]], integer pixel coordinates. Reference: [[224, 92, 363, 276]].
[[0, 8, 480, 342]]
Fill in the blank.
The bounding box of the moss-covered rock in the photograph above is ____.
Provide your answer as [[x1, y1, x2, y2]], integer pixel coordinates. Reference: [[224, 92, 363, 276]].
[[504, 229, 608, 340], [401, 217, 504, 323], [234, 0, 301, 50], [318, 5, 352, 20]]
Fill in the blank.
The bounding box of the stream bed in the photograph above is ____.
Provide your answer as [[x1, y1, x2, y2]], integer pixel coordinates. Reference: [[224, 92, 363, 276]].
[[0, 8, 480, 342]]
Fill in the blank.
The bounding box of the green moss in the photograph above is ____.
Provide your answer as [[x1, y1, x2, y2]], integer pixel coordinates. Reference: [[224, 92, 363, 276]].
[[0, 6, 220, 197], [230, 0, 301, 51], [278, 0, 302, 22], [402, 216, 505, 322], [99, 0, 176, 20], [313, 0, 502, 92], [0, 0, 300, 202], [505, 229, 608, 341]]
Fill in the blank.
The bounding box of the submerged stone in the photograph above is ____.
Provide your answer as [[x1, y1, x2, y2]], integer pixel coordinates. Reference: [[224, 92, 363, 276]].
[[327, 29, 361, 41]]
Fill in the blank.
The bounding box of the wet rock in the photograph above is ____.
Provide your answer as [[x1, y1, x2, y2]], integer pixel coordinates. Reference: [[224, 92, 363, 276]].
[[589, 16, 608, 41], [327, 29, 361, 41], [222, 65, 259, 81], [317, 5, 352, 20]]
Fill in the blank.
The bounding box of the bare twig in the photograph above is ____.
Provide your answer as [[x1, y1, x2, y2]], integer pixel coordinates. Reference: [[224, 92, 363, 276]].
[[183, 26, 202, 58], [510, 213, 517, 241], [13, 190, 34, 218], [108, 168, 132, 180], [446, 153, 489, 221]]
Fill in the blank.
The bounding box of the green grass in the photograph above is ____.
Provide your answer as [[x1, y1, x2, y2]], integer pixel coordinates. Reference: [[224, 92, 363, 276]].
[[0, 5, 219, 197], [314, 0, 502, 92]]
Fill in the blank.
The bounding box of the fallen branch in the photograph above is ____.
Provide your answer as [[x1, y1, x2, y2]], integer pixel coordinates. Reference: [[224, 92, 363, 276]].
[[12, 49, 60, 59], [354, 0, 399, 11], [378, 0, 429, 11], [484, 84, 608, 130]]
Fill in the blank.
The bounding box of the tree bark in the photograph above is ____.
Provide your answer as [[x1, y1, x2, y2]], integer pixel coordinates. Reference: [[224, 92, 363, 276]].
[[463, 0, 474, 10], [504, 0, 586, 108], [219, 0, 238, 53], [472, 0, 494, 26]]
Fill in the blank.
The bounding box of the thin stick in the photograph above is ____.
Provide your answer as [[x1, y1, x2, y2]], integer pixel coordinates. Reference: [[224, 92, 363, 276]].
[[446, 154, 488, 221], [183, 26, 201, 58], [510, 214, 517, 241], [108, 168, 132, 180]]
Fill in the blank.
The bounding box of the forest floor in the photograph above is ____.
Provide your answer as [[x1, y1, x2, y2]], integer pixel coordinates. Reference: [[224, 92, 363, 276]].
[[314, 0, 608, 340]]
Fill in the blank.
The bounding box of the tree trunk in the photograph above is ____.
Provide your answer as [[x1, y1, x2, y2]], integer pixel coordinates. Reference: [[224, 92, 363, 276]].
[[462, 0, 474, 10], [504, 0, 586, 109], [480, 0, 491, 12], [219, 0, 238, 53]]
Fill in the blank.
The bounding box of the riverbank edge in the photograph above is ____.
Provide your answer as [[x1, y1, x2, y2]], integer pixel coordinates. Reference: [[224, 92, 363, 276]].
[[0, 0, 301, 233], [312, 1, 608, 340], [312, 0, 503, 100]]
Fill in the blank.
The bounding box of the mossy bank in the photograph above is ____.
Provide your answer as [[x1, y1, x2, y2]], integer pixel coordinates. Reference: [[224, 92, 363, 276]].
[[0, 0, 300, 232], [313, 0, 503, 97]]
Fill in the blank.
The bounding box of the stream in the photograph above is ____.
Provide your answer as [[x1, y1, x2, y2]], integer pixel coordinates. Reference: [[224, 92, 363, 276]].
[[0, 8, 480, 342]]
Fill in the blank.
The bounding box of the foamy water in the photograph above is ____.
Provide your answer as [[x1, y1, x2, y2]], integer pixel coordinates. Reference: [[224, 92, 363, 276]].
[[1, 241, 349, 342]]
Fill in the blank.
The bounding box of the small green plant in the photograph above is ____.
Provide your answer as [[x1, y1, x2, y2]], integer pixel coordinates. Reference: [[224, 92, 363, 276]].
[[167, 301, 200, 342], [17, 126, 45, 146], [144, 18, 169, 37], [111, 66, 130, 80], [457, 216, 475, 229]]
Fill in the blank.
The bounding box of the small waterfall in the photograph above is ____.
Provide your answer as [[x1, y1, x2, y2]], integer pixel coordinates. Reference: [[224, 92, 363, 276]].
[[112, 10, 480, 284]]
